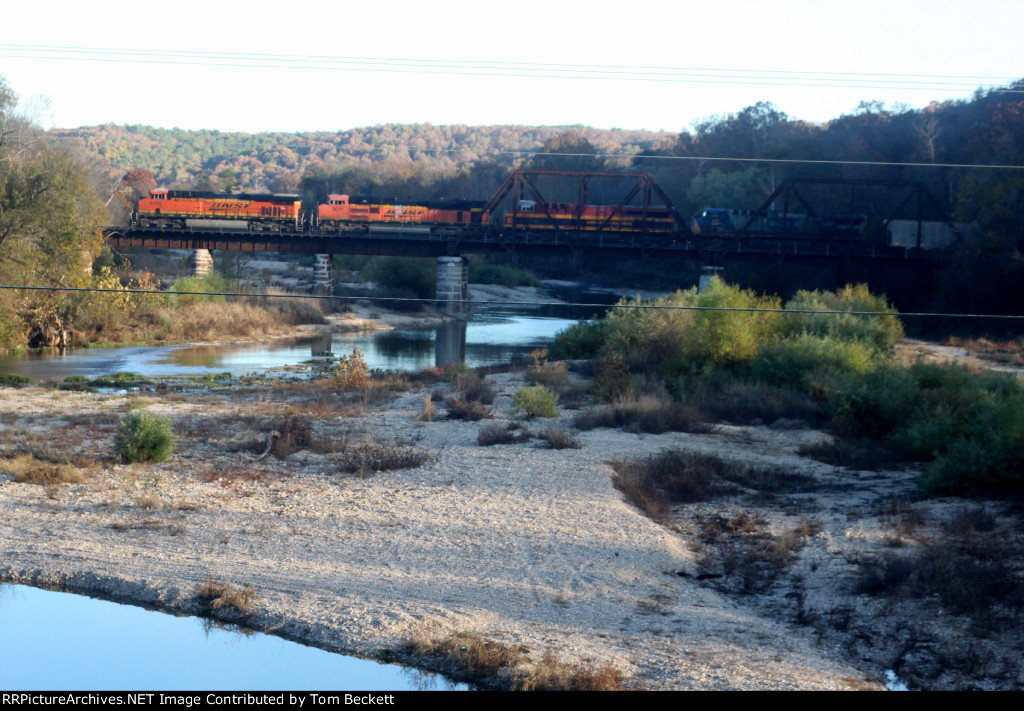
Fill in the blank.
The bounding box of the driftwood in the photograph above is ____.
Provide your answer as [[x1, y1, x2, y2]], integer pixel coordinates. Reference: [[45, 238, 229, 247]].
[[252, 430, 281, 461]]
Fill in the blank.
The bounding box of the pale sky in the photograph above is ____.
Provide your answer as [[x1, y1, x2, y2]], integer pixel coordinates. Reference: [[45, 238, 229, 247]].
[[0, 0, 1020, 134]]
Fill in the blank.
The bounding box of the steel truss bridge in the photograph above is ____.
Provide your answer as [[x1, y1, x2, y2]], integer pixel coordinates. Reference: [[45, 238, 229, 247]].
[[103, 173, 960, 269]]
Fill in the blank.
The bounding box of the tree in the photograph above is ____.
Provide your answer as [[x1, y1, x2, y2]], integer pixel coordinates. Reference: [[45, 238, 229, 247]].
[[0, 75, 107, 349], [530, 132, 603, 172]]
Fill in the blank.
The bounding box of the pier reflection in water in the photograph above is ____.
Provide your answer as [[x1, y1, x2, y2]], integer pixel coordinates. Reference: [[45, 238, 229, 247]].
[[0, 304, 603, 381]]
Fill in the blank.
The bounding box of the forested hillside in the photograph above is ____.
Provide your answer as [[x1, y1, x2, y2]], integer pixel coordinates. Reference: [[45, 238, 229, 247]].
[[43, 80, 1024, 315], [49, 123, 675, 199]]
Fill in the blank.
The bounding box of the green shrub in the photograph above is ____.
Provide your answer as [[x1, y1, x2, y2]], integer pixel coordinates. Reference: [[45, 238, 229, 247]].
[[782, 284, 903, 351], [361, 257, 435, 299], [114, 410, 176, 463], [0, 373, 31, 388], [510, 386, 559, 418], [167, 275, 235, 305], [749, 333, 879, 393], [549, 320, 608, 360], [604, 278, 782, 375], [467, 256, 541, 288]]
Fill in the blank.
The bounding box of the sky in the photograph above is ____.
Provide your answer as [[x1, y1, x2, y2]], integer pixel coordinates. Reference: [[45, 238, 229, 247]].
[[0, 0, 1020, 135]]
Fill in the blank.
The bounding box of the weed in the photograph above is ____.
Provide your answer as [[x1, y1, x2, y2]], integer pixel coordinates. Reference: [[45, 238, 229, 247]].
[[452, 370, 495, 404], [477, 423, 531, 446], [797, 437, 900, 470], [447, 398, 493, 421], [510, 386, 559, 419], [0, 454, 89, 486], [332, 348, 369, 389], [416, 394, 435, 422], [573, 397, 715, 435], [539, 427, 581, 450], [525, 361, 571, 390], [197, 576, 257, 615], [114, 410, 176, 464], [0, 374, 31, 388], [403, 629, 632, 690], [134, 494, 161, 509], [336, 440, 430, 475]]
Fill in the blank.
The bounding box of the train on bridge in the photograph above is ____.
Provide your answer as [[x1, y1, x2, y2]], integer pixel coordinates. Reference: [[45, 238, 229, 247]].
[[130, 174, 959, 251], [133, 189, 680, 236]]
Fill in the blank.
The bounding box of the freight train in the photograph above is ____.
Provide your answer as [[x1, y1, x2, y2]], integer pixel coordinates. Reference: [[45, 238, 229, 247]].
[[131, 189, 679, 235], [132, 188, 894, 243]]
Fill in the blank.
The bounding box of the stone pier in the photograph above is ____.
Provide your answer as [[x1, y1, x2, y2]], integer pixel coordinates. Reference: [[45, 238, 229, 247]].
[[313, 254, 334, 294], [436, 256, 468, 316], [191, 249, 214, 278]]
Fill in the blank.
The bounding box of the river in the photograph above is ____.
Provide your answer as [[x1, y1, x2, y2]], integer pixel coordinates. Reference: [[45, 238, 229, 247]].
[[0, 295, 616, 690]]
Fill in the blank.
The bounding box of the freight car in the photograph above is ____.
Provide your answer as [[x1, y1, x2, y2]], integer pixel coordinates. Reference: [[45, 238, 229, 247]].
[[692, 207, 866, 238], [504, 200, 677, 233], [134, 189, 302, 231]]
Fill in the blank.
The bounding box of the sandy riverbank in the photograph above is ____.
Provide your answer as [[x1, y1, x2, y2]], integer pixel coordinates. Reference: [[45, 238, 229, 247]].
[[0, 370, 885, 690]]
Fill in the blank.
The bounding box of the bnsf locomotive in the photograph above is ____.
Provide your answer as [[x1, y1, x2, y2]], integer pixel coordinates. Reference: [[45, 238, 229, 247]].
[[132, 189, 679, 235], [135, 189, 302, 231]]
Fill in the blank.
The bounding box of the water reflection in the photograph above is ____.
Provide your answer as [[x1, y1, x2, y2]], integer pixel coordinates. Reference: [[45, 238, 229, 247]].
[[0, 295, 617, 382], [0, 584, 464, 691]]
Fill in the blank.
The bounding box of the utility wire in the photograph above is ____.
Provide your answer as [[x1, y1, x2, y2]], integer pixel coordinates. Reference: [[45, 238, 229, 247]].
[[2, 43, 1017, 82], [1, 283, 1022, 320], [0, 44, 1019, 93]]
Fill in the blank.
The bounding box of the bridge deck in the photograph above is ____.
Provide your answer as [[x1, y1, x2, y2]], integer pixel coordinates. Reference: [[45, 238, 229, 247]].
[[104, 225, 937, 266]]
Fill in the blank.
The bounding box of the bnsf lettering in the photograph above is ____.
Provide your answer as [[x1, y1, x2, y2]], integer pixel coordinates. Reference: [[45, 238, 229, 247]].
[[210, 202, 249, 209]]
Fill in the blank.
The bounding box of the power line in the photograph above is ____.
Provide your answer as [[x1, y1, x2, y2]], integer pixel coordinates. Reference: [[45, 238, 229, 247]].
[[3, 43, 1018, 81], [0, 44, 1019, 93], [2, 283, 1023, 320]]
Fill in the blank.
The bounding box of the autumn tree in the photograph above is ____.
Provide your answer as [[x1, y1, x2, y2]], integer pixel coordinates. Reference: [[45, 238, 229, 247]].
[[0, 76, 107, 349]]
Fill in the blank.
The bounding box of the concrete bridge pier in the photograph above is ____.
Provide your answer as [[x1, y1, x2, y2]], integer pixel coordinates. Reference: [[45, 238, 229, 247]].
[[192, 249, 214, 278], [313, 254, 334, 294], [436, 256, 469, 317], [698, 266, 724, 293]]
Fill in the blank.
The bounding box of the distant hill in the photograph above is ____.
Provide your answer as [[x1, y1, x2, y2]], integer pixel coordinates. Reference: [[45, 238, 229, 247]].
[[49, 123, 676, 195]]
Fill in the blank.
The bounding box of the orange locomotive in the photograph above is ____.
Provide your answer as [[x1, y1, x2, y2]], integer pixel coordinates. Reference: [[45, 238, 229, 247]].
[[135, 189, 302, 231], [316, 194, 488, 232], [504, 200, 676, 233]]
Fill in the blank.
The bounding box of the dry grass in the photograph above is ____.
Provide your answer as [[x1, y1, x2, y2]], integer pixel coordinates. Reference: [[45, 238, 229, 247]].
[[477, 423, 531, 446], [797, 437, 901, 470], [403, 628, 632, 690], [415, 393, 435, 422], [573, 396, 715, 435], [197, 576, 257, 615], [335, 440, 430, 476], [0, 454, 95, 486], [539, 426, 581, 450], [87, 296, 326, 345], [446, 398, 493, 421]]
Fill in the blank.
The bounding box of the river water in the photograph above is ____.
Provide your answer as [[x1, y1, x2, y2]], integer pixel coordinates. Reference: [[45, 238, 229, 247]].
[[0, 300, 611, 382], [0, 295, 616, 690], [0, 584, 462, 690]]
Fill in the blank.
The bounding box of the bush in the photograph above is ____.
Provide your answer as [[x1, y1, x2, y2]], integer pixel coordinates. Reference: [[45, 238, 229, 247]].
[[477, 423, 530, 446], [539, 426, 581, 449], [781, 284, 904, 351], [332, 348, 369, 389], [748, 333, 879, 393], [549, 320, 608, 359], [510, 386, 559, 418], [114, 410, 176, 463], [603, 278, 782, 375], [0, 374, 30, 388], [167, 275, 235, 305]]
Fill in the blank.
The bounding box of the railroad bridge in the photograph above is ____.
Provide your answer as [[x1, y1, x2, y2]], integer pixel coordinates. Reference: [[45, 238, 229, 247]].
[[102, 173, 959, 312]]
